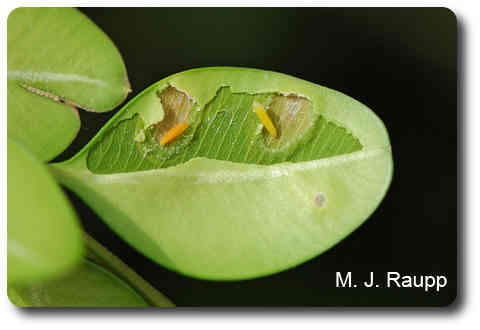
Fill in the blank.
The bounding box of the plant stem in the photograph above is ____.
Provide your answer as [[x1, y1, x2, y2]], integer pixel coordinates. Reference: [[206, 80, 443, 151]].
[[83, 232, 174, 307]]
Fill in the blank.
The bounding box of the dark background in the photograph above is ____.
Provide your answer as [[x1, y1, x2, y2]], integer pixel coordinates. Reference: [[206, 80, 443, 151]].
[[54, 8, 457, 307]]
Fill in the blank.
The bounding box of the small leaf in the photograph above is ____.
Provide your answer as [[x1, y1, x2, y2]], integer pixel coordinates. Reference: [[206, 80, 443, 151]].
[[7, 7, 130, 161], [8, 259, 149, 307], [8, 138, 83, 286], [52, 67, 393, 280]]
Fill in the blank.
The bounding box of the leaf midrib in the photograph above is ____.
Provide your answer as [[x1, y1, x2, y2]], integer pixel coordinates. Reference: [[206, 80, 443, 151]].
[[53, 146, 390, 185]]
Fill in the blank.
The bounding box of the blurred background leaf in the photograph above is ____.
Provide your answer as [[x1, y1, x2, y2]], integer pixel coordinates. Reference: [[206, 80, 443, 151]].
[[7, 138, 84, 286], [8, 259, 149, 307]]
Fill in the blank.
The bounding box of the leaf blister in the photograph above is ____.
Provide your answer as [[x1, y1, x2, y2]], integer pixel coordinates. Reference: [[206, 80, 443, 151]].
[[87, 83, 363, 174]]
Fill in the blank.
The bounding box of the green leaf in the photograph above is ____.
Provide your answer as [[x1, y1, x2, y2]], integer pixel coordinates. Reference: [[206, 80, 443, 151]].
[[51, 67, 393, 280], [8, 259, 149, 307], [8, 138, 83, 286], [7, 7, 130, 161]]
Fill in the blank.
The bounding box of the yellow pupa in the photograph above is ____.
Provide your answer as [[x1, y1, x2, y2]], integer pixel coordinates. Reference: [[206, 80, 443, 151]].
[[252, 101, 278, 138]]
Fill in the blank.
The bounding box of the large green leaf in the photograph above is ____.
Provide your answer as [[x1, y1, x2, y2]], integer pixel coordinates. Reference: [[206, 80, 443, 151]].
[[7, 7, 130, 161], [8, 259, 149, 307], [7, 138, 83, 286], [51, 67, 393, 280]]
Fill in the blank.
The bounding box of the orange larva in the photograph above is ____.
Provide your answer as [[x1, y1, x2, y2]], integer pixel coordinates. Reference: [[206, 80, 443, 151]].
[[160, 122, 189, 146]]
